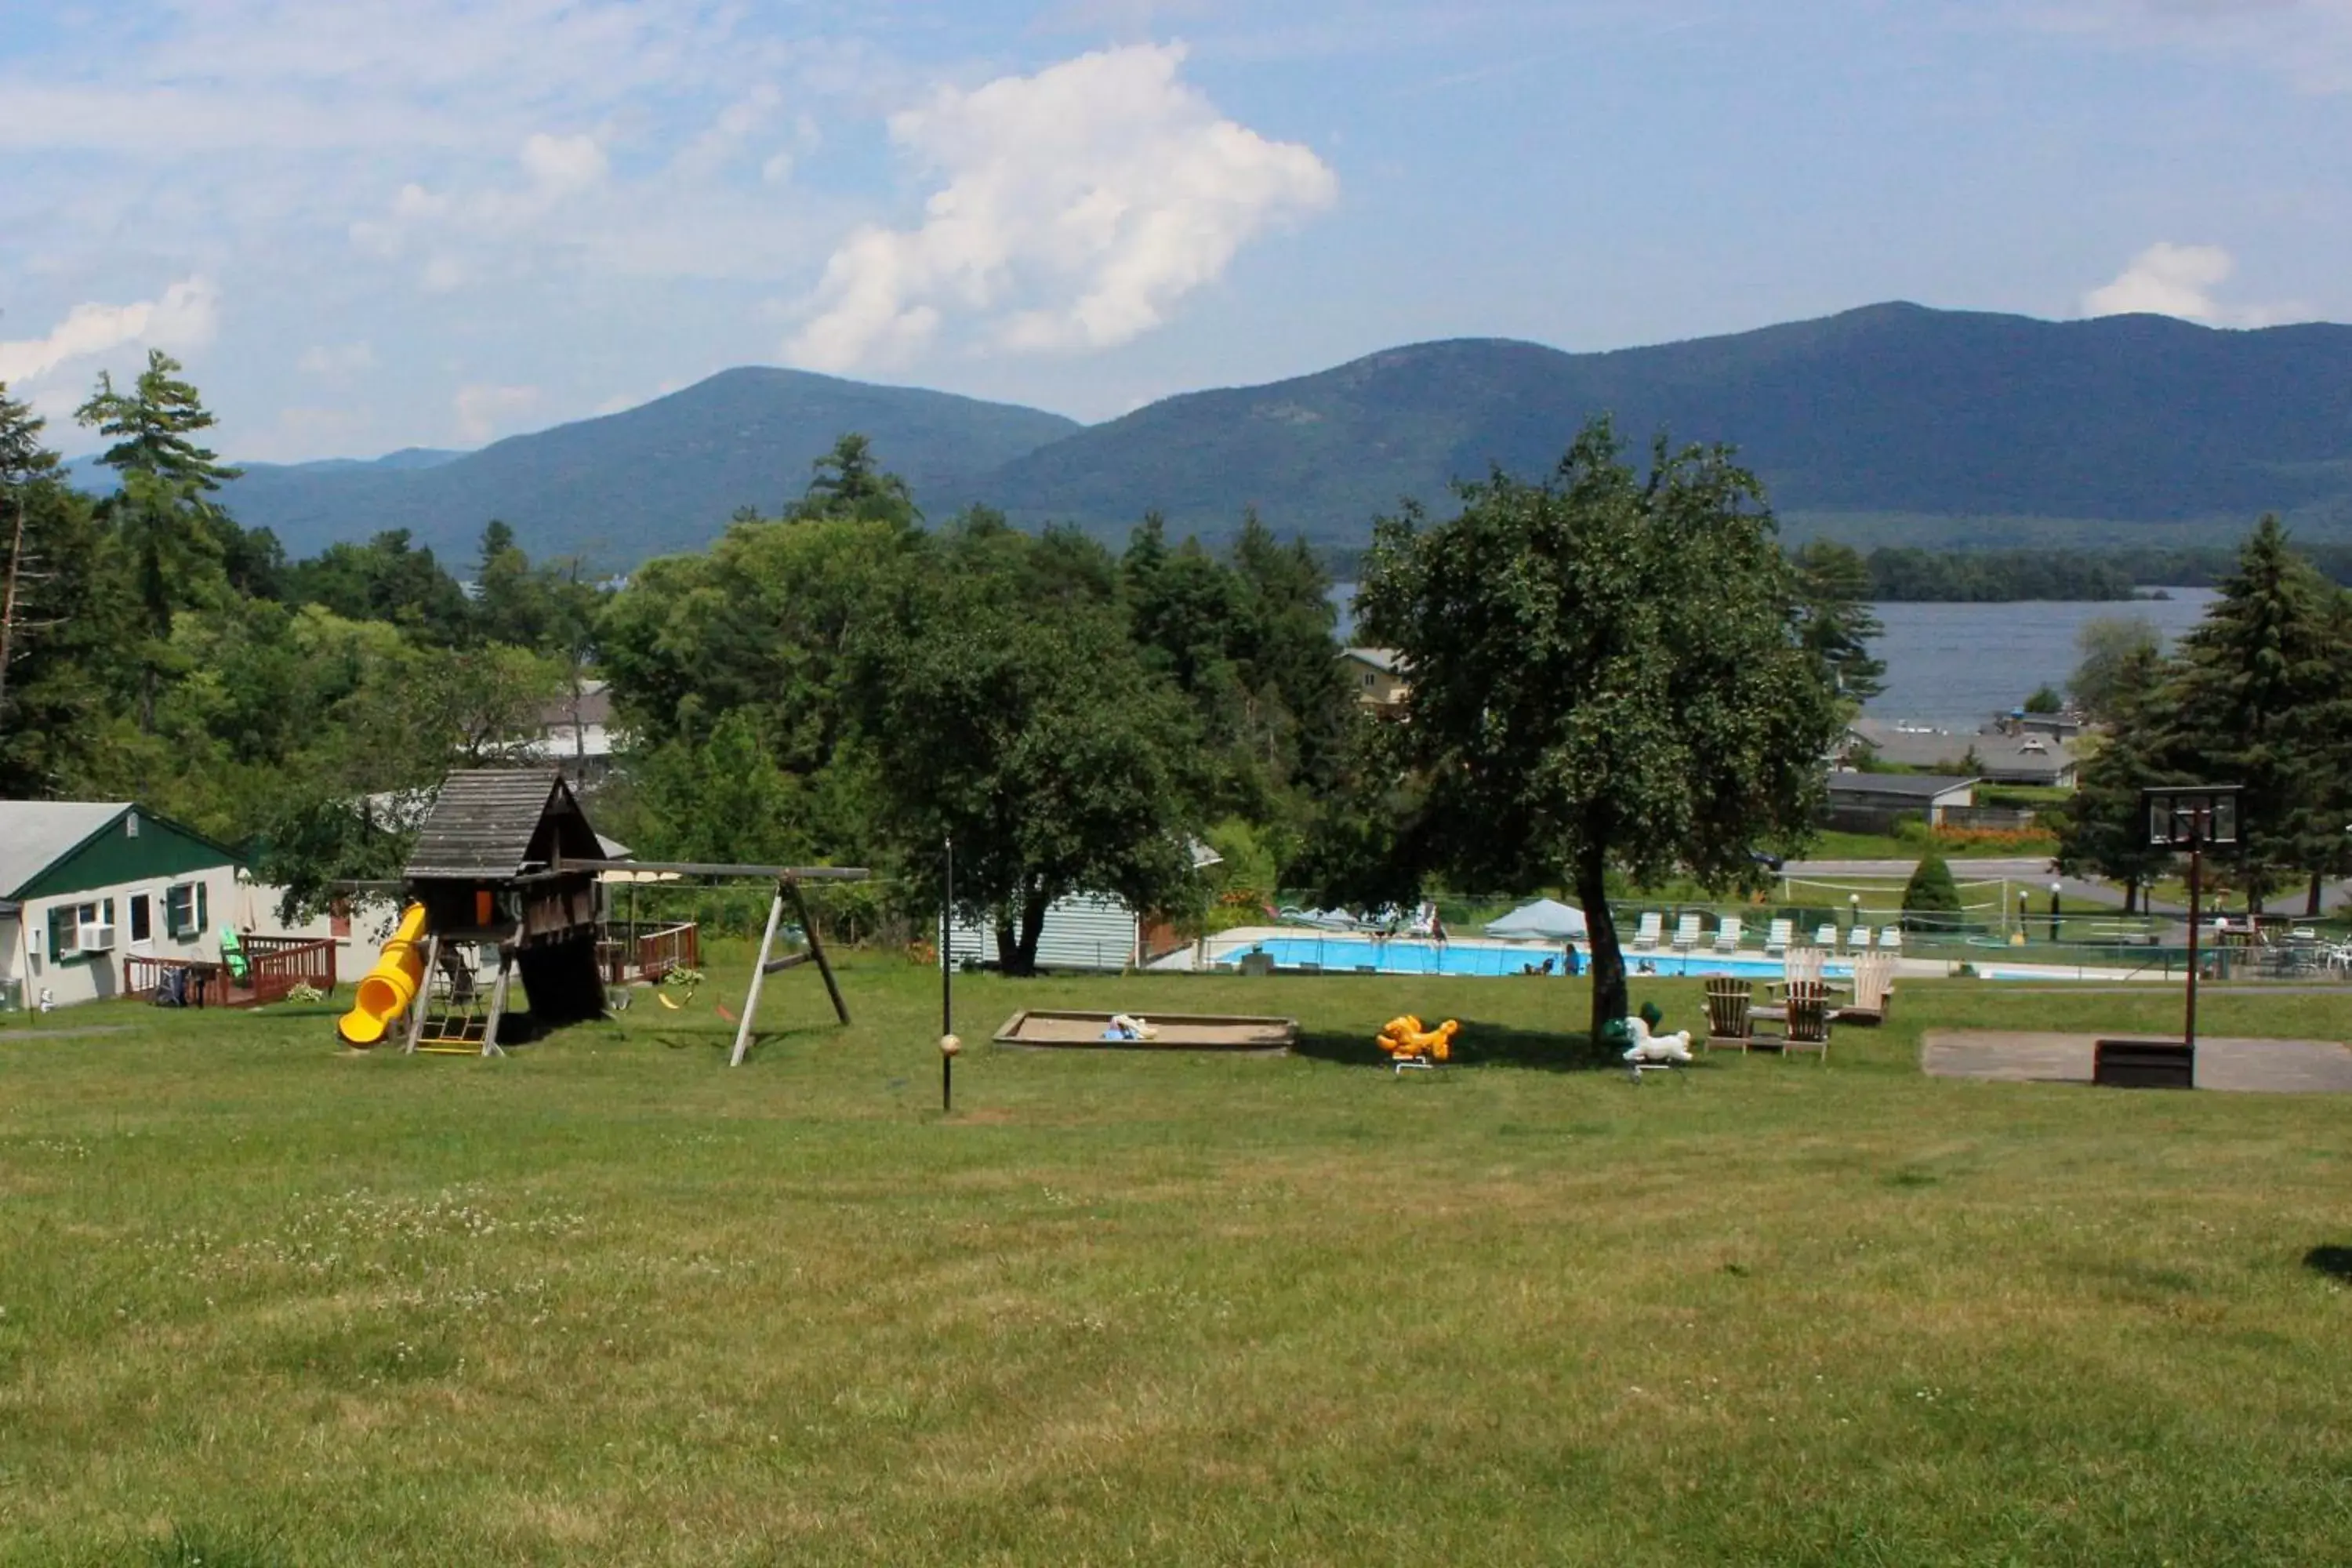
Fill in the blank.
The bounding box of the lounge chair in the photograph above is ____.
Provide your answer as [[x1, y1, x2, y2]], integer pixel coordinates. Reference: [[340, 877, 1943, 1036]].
[[1782, 985, 1831, 1062], [1878, 927, 1904, 953], [1838, 951, 1895, 1025], [1704, 978, 1754, 1053], [1631, 913, 1664, 952], [1713, 916, 1744, 954], [1762, 918, 1794, 955], [1813, 923, 1838, 949], [1671, 913, 1702, 952], [1848, 923, 1871, 952]]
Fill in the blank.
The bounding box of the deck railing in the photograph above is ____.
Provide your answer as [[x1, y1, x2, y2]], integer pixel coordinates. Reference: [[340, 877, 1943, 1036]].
[[597, 920, 700, 985], [125, 935, 339, 1009]]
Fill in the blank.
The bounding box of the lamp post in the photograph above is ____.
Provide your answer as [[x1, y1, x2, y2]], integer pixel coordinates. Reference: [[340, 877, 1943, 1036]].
[[2018, 888, 2029, 942], [940, 835, 957, 1114], [1849, 892, 1861, 946], [2143, 786, 2242, 1051], [2049, 880, 2062, 945]]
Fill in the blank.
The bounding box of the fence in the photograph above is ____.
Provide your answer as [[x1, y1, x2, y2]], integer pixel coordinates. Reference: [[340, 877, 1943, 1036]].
[[125, 936, 339, 1009], [597, 920, 701, 985]]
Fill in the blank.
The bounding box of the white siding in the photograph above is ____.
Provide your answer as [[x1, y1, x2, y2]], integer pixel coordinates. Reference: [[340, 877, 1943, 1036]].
[[946, 894, 1140, 972], [13, 862, 241, 1009]]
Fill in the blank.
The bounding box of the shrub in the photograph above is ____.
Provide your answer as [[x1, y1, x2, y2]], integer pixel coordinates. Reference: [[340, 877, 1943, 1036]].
[[1903, 851, 1965, 931]]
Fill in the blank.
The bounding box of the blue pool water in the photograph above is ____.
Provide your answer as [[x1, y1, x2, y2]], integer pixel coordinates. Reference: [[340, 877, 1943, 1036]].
[[1221, 936, 1857, 981]]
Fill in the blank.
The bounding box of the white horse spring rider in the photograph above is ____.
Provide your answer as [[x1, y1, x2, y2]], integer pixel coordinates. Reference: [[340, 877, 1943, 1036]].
[[1621, 1014, 1693, 1065]]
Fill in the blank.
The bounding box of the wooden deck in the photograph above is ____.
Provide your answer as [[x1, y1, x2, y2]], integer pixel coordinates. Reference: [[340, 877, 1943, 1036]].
[[1921, 1030, 2352, 1094], [994, 1010, 1298, 1052]]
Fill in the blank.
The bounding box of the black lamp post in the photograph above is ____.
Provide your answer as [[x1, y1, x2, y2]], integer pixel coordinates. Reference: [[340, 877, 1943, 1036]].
[[2143, 786, 2242, 1051], [2048, 880, 2062, 945]]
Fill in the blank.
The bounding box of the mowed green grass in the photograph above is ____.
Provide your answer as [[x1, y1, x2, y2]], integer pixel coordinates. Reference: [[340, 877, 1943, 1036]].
[[3, 956, 2351, 1565]]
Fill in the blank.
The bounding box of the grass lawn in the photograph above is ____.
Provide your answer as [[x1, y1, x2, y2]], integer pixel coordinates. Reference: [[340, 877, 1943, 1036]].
[[5, 953, 2352, 1564]]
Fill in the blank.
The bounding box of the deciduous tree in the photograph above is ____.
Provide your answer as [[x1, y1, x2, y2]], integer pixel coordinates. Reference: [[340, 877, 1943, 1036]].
[[1356, 419, 1842, 1042]]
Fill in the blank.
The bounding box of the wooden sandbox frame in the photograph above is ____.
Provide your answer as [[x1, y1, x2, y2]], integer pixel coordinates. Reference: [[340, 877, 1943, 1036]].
[[993, 1009, 1299, 1053]]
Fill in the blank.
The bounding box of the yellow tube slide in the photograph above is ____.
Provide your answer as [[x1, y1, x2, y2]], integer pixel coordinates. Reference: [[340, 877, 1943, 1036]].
[[337, 903, 429, 1047]]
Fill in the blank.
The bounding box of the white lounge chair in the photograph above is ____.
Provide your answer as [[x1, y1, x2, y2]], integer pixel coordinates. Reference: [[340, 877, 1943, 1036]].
[[1847, 923, 1871, 952], [1878, 927, 1904, 952], [1813, 923, 1838, 949], [1713, 916, 1744, 954], [1763, 919, 1794, 955], [1671, 913, 1702, 951], [1632, 913, 1664, 951]]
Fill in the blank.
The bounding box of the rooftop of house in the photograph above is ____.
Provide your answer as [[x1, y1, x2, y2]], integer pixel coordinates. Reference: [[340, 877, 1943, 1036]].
[[405, 770, 607, 881], [0, 801, 134, 899], [1846, 719, 2074, 775], [1825, 771, 1980, 800], [534, 679, 612, 731], [1341, 647, 1405, 675]]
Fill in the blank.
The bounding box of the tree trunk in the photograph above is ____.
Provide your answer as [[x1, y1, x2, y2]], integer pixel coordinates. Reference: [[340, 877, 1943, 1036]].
[[1015, 886, 1051, 977], [1575, 844, 1626, 1049], [993, 915, 1020, 976], [2122, 877, 2139, 916]]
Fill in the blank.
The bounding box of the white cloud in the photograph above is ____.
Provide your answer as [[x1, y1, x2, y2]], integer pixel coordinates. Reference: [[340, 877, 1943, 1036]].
[[298, 341, 378, 375], [2082, 241, 2301, 325], [454, 383, 540, 443], [0, 276, 220, 387], [521, 132, 609, 193], [2016, 0, 2352, 92], [786, 43, 1338, 372]]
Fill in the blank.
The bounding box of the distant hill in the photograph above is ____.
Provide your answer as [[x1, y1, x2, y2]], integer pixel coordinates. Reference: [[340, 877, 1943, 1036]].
[[197, 370, 1080, 564], [982, 303, 2352, 548], [144, 303, 2352, 567]]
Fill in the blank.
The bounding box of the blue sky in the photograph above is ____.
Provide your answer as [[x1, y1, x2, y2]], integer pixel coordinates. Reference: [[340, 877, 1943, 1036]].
[[2, 0, 2347, 461]]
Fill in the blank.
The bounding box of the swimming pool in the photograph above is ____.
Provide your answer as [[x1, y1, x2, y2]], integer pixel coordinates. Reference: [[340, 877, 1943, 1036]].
[[1212, 935, 1857, 982]]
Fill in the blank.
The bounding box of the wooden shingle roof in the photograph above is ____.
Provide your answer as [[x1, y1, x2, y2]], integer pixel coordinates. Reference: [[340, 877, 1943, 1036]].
[[405, 770, 606, 880]]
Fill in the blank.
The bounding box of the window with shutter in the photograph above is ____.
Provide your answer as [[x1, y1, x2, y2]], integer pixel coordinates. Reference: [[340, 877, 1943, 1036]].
[[196, 883, 208, 933]]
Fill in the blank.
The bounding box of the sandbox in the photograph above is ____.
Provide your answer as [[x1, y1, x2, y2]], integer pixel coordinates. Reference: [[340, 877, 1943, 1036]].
[[993, 1010, 1299, 1052]]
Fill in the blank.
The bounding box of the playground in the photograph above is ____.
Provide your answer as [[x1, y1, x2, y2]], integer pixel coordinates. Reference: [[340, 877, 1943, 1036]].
[[4, 954, 2351, 1564]]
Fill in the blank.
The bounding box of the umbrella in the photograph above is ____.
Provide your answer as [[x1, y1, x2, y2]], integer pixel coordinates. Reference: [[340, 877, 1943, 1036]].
[[1484, 898, 1589, 941]]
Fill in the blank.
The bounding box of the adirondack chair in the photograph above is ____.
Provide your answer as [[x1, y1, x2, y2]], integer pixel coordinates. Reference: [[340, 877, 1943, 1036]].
[[1783, 985, 1832, 1062], [1713, 916, 1744, 954], [1671, 913, 1703, 951], [1784, 946, 1825, 988], [1704, 978, 1754, 1053], [1631, 912, 1664, 951], [1762, 918, 1795, 955], [1839, 951, 1895, 1025]]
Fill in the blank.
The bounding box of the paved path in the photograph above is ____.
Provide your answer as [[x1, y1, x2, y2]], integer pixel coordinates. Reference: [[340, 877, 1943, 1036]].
[[1921, 1029, 2352, 1094]]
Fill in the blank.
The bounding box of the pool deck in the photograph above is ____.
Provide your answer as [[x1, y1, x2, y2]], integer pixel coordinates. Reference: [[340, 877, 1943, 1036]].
[[1154, 927, 2160, 985]]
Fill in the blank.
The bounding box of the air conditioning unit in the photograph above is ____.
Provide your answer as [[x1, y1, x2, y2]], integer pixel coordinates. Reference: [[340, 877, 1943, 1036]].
[[78, 923, 118, 952]]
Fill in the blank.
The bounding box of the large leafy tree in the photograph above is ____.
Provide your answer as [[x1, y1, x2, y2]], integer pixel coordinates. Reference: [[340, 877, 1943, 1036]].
[[851, 529, 1204, 975], [1356, 419, 1842, 1042]]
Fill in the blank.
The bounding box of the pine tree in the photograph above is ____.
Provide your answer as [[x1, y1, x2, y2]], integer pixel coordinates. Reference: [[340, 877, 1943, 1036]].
[[0, 381, 62, 739], [1902, 850, 1964, 931], [77, 351, 244, 729], [2055, 644, 2176, 913], [2164, 516, 2343, 911], [1793, 540, 1887, 702]]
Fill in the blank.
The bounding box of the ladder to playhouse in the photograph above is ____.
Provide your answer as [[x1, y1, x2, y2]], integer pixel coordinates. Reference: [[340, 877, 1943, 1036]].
[[400, 932, 519, 1057]]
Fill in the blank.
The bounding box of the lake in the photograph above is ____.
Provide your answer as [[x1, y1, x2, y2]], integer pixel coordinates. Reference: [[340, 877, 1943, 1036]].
[[1866, 590, 2217, 728], [1330, 586, 2220, 731]]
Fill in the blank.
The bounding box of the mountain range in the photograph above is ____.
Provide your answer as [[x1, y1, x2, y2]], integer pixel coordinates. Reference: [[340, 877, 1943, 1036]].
[[103, 303, 2352, 568]]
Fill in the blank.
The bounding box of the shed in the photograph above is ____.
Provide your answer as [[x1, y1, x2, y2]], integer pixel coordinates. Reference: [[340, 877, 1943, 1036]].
[[946, 894, 1142, 972], [1822, 773, 1978, 833], [0, 801, 245, 1009]]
